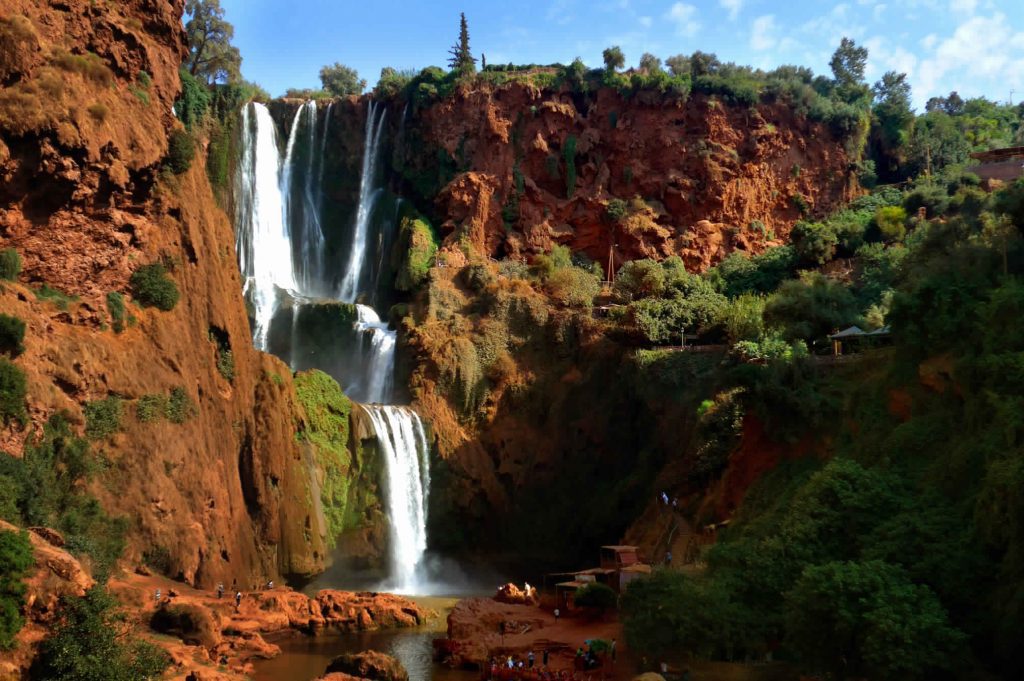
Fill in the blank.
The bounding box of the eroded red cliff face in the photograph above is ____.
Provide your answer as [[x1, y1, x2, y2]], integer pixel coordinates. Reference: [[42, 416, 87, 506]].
[[400, 82, 857, 270], [0, 0, 325, 586]]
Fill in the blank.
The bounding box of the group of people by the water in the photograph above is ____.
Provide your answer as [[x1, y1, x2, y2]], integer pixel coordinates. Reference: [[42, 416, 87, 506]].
[[485, 640, 616, 681], [153, 579, 277, 612]]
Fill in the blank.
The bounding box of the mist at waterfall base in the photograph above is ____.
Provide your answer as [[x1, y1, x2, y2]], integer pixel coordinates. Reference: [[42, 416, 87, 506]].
[[234, 99, 463, 596]]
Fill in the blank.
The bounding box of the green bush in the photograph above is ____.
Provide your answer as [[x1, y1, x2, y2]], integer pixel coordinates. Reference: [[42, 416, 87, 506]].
[[165, 387, 195, 424], [791, 221, 839, 266], [563, 135, 577, 199], [613, 259, 665, 302], [605, 198, 628, 223], [764, 272, 860, 343], [165, 128, 194, 174], [135, 394, 167, 423], [0, 529, 33, 650], [0, 412, 127, 574], [130, 264, 179, 311], [546, 266, 601, 309], [295, 370, 353, 544], [0, 358, 26, 425], [105, 292, 126, 333], [705, 246, 797, 298], [875, 205, 908, 242], [395, 217, 438, 291], [0, 314, 25, 356], [0, 249, 20, 281], [174, 67, 210, 131], [32, 586, 169, 680], [83, 397, 122, 440], [573, 582, 617, 612], [32, 285, 76, 311]]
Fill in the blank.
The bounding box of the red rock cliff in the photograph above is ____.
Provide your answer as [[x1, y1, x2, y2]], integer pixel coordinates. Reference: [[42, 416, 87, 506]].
[[396, 82, 858, 270], [0, 0, 325, 586]]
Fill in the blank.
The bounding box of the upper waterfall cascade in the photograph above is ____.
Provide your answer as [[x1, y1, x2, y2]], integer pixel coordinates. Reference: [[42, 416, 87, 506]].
[[233, 100, 431, 593]]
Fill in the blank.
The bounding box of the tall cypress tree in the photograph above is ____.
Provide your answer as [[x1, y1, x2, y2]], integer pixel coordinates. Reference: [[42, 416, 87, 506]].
[[447, 12, 476, 73]]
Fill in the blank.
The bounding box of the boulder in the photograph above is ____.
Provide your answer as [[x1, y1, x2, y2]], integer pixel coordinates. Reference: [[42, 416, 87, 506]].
[[324, 651, 409, 681]]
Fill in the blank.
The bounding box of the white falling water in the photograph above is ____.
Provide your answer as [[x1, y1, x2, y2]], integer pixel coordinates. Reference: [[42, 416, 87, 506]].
[[234, 102, 296, 350], [338, 101, 388, 303], [363, 405, 431, 594], [353, 304, 395, 404]]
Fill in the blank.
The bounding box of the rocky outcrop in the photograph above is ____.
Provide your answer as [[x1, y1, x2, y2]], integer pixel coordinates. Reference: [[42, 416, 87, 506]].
[[494, 583, 538, 606], [323, 651, 409, 681], [394, 82, 857, 270], [0, 522, 92, 678], [0, 0, 325, 586]]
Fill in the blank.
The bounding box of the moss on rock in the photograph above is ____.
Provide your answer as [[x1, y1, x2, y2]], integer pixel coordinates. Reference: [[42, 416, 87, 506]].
[[395, 217, 438, 291]]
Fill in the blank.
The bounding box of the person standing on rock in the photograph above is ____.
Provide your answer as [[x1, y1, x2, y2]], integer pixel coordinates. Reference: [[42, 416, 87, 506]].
[[154, 588, 161, 605], [216, 583, 224, 599], [554, 607, 560, 621], [234, 591, 242, 609], [528, 651, 535, 668], [543, 649, 549, 667]]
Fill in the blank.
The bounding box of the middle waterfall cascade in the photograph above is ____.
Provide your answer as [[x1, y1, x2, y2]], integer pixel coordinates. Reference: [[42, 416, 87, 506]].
[[352, 304, 395, 405], [233, 99, 433, 593]]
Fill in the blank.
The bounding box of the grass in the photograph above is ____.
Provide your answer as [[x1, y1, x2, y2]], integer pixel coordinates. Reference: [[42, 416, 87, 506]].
[[33, 284, 77, 311]]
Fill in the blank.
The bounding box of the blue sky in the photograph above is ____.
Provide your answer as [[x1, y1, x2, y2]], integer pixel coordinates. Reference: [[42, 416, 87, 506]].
[[220, 0, 1024, 109]]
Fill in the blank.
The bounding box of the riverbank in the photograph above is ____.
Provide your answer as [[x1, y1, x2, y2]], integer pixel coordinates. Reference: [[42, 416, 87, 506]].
[[106, 573, 433, 680]]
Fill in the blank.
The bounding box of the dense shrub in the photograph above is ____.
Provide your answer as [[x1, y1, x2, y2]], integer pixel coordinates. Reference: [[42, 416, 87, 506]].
[[0, 314, 25, 357], [546, 266, 601, 309], [791, 221, 839, 265], [130, 264, 179, 311], [50, 50, 113, 86], [705, 246, 797, 298], [0, 412, 127, 573], [613, 259, 665, 302], [174, 67, 211, 130], [573, 582, 617, 613], [764, 272, 860, 344], [105, 292, 126, 333], [0, 249, 20, 281], [395, 217, 438, 291], [165, 387, 195, 424], [875, 205, 908, 242], [32, 586, 169, 680], [135, 394, 167, 423], [0, 530, 33, 650], [165, 128, 195, 174], [0, 358, 26, 425], [83, 397, 122, 440]]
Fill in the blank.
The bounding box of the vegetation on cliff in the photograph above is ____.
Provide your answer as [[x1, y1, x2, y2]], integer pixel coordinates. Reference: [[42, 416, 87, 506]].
[[0, 530, 33, 650], [295, 370, 355, 545]]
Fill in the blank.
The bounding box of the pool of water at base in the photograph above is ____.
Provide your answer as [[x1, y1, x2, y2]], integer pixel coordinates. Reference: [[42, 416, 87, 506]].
[[251, 596, 479, 681]]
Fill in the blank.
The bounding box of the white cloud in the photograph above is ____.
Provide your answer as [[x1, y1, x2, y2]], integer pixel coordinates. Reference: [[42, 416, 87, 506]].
[[750, 15, 777, 51], [920, 33, 938, 49], [638, 15, 652, 28], [801, 4, 866, 43], [864, 36, 919, 81], [873, 3, 887, 21], [949, 0, 978, 15], [666, 3, 701, 37], [720, 0, 743, 21], [913, 13, 1024, 104]]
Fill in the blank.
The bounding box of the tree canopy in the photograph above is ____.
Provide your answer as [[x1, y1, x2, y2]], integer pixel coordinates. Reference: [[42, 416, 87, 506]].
[[448, 12, 476, 73], [602, 46, 625, 72], [319, 63, 366, 96], [183, 0, 241, 84]]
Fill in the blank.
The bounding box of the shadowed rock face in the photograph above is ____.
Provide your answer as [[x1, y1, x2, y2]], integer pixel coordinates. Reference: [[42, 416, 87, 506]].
[[0, 0, 326, 586], [324, 651, 409, 681]]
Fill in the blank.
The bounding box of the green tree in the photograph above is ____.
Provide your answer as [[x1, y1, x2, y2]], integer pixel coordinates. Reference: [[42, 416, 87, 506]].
[[573, 582, 617, 614], [665, 54, 690, 77], [0, 530, 33, 650], [784, 560, 964, 680], [764, 272, 860, 342], [447, 12, 476, 73], [32, 586, 169, 680], [829, 37, 867, 89], [613, 259, 666, 302], [0, 358, 26, 426], [319, 62, 366, 96], [602, 46, 625, 72], [183, 0, 241, 84], [638, 53, 661, 73], [875, 205, 907, 242], [791, 221, 839, 266]]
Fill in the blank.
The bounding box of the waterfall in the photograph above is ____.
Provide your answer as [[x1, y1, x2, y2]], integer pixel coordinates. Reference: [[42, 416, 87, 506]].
[[234, 97, 434, 591], [338, 101, 388, 303], [234, 102, 296, 350], [352, 304, 395, 404], [363, 405, 431, 594]]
